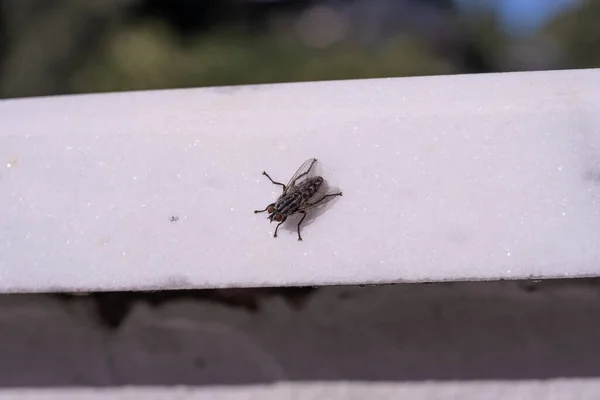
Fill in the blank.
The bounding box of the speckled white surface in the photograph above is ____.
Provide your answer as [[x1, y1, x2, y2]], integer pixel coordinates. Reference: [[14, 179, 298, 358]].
[[2, 381, 600, 400], [1, 69, 600, 292]]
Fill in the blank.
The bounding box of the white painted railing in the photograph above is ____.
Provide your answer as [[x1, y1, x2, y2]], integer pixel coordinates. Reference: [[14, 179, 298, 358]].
[[1, 68, 600, 293]]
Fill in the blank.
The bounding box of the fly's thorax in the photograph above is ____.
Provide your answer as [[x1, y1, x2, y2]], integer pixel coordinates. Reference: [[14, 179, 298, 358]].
[[274, 191, 303, 217]]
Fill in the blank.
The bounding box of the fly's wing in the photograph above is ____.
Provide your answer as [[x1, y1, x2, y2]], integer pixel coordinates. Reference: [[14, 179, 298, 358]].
[[286, 158, 318, 190], [297, 190, 342, 212]]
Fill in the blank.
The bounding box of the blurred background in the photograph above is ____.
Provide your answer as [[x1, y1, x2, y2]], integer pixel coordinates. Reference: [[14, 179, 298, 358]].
[[0, 0, 597, 100]]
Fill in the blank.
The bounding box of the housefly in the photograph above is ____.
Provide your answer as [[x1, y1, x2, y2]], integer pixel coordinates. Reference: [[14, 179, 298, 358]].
[[254, 158, 342, 241]]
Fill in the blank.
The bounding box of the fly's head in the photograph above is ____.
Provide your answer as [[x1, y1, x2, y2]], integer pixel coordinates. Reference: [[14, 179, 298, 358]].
[[266, 204, 286, 224]]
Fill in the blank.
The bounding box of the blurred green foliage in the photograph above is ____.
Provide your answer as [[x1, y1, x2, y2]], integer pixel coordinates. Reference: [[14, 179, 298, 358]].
[[543, 0, 600, 68], [70, 22, 456, 95], [0, 0, 598, 99]]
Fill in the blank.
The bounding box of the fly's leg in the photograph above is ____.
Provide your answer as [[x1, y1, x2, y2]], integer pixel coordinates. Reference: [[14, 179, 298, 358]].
[[262, 171, 286, 192], [307, 192, 343, 207], [296, 211, 307, 241], [254, 203, 275, 214], [292, 158, 318, 184], [273, 221, 284, 238]]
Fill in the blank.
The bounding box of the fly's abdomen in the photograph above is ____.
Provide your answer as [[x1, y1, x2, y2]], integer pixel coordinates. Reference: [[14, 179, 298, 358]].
[[275, 176, 323, 216], [298, 177, 323, 201]]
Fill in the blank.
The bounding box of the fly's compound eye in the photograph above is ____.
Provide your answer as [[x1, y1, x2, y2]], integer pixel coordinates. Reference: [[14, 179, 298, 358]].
[[273, 214, 283, 222], [267, 205, 275, 214]]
